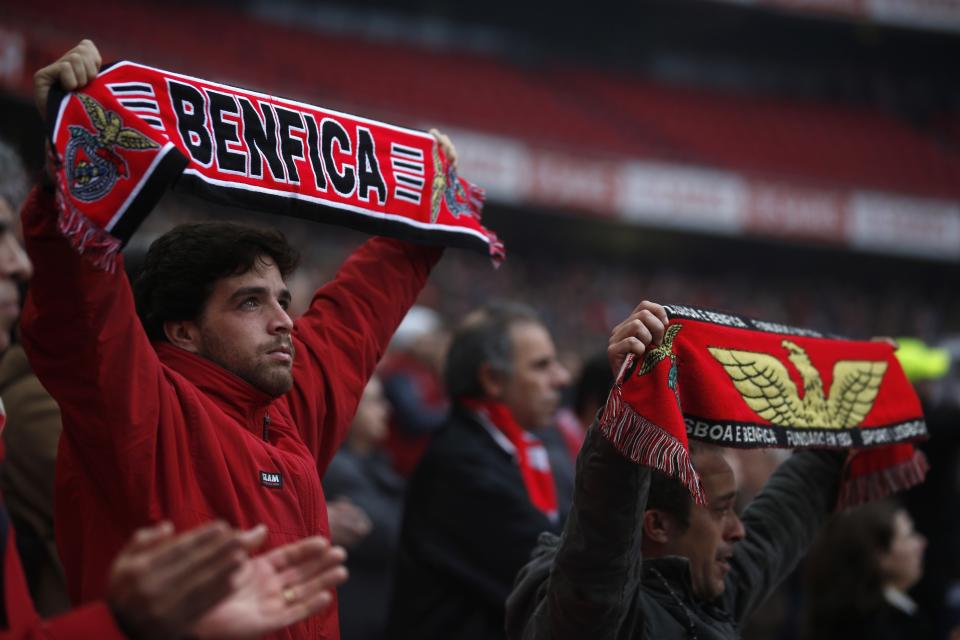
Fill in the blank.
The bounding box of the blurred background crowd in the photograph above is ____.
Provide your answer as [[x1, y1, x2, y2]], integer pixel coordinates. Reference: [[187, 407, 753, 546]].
[[1, 0, 959, 638]]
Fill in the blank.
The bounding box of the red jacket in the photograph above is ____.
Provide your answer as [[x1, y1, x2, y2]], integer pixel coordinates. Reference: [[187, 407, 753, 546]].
[[20, 188, 442, 639], [0, 409, 125, 639], [0, 512, 124, 639]]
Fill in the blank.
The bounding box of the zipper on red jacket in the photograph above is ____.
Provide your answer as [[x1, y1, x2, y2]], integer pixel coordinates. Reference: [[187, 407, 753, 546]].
[[262, 413, 271, 441]]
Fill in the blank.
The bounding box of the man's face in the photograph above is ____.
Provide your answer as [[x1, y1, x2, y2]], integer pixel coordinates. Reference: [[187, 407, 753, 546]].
[[665, 451, 746, 601], [0, 197, 33, 353], [193, 256, 295, 397], [499, 321, 570, 430]]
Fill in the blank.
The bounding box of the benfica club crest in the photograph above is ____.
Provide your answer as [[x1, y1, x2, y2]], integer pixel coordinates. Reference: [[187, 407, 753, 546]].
[[65, 94, 159, 202], [430, 144, 476, 223]]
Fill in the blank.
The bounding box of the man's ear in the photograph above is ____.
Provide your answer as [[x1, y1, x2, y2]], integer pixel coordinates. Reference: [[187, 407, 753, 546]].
[[477, 362, 506, 400], [642, 509, 674, 545], [163, 320, 201, 353]]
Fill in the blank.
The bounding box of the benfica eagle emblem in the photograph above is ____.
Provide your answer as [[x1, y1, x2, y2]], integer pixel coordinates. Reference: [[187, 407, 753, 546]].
[[709, 340, 887, 429], [65, 94, 159, 202], [430, 144, 474, 223], [637, 323, 682, 406]]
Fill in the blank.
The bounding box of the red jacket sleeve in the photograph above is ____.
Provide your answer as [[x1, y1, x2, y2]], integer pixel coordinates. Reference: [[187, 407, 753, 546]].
[[0, 604, 127, 640], [18, 187, 164, 517], [3, 513, 125, 639], [288, 237, 442, 473]]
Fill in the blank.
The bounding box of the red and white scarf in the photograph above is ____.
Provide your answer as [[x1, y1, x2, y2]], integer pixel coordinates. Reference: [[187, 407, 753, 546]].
[[461, 398, 558, 521], [46, 61, 504, 270]]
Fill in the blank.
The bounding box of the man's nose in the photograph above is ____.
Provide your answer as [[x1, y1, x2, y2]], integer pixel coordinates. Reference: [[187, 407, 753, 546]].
[[0, 233, 32, 282], [552, 362, 572, 388], [269, 303, 293, 334], [726, 512, 746, 542]]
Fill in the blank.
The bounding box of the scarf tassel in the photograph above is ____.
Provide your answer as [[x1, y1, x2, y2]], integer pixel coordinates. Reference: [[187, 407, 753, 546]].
[[54, 187, 122, 273], [598, 383, 707, 506], [467, 182, 485, 212], [459, 181, 505, 266], [836, 448, 929, 510]]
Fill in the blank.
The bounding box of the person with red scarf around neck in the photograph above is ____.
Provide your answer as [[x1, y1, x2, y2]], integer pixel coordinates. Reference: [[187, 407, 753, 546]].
[[24, 40, 450, 639], [388, 302, 572, 640]]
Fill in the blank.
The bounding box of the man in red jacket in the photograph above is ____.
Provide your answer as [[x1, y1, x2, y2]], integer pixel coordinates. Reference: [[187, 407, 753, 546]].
[[0, 138, 348, 636], [24, 40, 447, 639]]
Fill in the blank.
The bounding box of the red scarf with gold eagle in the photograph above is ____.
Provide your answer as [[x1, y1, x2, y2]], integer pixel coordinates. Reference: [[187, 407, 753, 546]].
[[599, 304, 928, 509], [45, 61, 504, 270]]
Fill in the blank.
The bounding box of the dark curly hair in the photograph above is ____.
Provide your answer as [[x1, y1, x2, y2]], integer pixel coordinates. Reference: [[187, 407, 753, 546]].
[[134, 222, 300, 342]]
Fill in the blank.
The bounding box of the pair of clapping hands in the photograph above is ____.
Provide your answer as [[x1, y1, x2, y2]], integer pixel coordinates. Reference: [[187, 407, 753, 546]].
[[106, 520, 347, 640]]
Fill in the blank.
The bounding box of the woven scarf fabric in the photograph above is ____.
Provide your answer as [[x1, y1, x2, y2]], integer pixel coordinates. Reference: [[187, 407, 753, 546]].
[[461, 398, 559, 521], [599, 304, 928, 509], [45, 61, 504, 270]]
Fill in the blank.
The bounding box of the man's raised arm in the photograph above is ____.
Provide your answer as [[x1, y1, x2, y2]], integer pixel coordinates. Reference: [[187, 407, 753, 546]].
[[20, 41, 164, 490], [287, 225, 446, 472], [723, 449, 845, 623], [507, 428, 654, 640], [506, 302, 668, 640]]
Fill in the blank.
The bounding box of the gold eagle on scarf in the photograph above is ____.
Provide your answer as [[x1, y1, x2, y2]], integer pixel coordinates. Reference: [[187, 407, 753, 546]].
[[78, 94, 158, 150], [708, 340, 887, 429], [639, 323, 683, 375]]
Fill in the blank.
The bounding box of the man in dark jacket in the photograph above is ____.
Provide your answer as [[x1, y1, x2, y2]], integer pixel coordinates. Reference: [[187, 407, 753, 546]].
[[388, 302, 572, 640], [506, 301, 846, 640]]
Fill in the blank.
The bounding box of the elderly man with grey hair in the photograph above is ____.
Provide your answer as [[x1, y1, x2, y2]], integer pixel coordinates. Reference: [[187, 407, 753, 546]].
[[387, 302, 572, 640]]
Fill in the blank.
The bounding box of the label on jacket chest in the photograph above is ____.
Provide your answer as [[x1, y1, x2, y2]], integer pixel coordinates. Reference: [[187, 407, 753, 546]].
[[259, 470, 283, 489]]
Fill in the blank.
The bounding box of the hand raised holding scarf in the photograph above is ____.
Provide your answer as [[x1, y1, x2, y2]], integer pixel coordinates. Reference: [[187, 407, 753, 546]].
[[598, 302, 928, 509], [607, 300, 670, 377], [34, 42, 459, 170], [37, 39, 503, 271], [34, 39, 102, 114]]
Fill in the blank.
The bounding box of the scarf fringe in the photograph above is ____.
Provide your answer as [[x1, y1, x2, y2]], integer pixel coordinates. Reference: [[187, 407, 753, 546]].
[[836, 449, 930, 511], [488, 236, 506, 267], [465, 183, 506, 266], [55, 188, 121, 273], [468, 182, 485, 212], [599, 384, 706, 505]]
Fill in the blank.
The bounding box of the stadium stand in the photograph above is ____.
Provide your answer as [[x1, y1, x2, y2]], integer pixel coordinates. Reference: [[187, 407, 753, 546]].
[[5, 0, 960, 202]]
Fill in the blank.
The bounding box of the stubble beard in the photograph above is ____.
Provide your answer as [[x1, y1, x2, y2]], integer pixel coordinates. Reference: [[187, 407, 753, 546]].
[[199, 331, 295, 398]]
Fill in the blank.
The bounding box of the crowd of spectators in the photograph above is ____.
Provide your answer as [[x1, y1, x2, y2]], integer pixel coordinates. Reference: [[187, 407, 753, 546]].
[[0, 33, 957, 638], [139, 190, 960, 370], [127, 188, 960, 640]]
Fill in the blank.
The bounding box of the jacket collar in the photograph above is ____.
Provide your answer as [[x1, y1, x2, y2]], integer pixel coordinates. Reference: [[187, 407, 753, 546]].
[[452, 403, 517, 461], [643, 556, 730, 618], [154, 342, 276, 430], [643, 555, 696, 596]]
